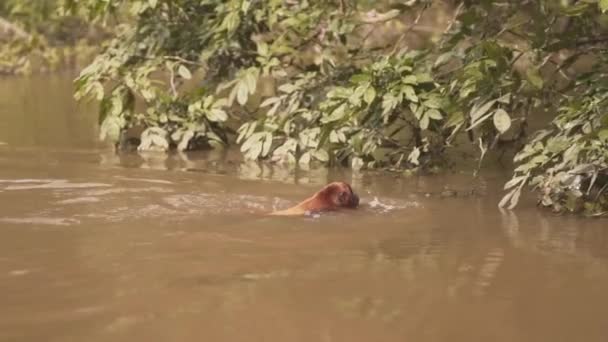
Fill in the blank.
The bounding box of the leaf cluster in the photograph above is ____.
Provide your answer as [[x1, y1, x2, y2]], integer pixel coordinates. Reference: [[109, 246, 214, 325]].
[[72, 0, 608, 215]]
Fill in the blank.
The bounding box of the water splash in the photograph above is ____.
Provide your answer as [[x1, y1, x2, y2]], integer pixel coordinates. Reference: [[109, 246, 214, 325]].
[[367, 196, 421, 213]]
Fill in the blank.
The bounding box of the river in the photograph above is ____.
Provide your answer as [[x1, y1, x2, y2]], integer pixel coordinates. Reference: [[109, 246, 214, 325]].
[[0, 74, 607, 342]]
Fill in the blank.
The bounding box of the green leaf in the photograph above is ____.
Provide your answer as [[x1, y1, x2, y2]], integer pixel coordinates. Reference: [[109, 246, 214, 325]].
[[351, 157, 364, 170], [423, 97, 441, 109], [470, 99, 496, 121], [402, 85, 418, 103], [278, 83, 298, 94], [257, 42, 269, 57], [322, 103, 347, 123], [598, 129, 608, 142], [244, 69, 258, 94], [382, 93, 400, 116], [237, 122, 257, 144], [138, 127, 168, 152], [92, 82, 104, 101], [261, 132, 273, 157], [468, 111, 495, 131], [601, 0, 608, 13], [546, 137, 569, 154], [178, 65, 192, 80], [364, 87, 376, 104], [236, 82, 249, 105], [202, 96, 214, 109], [408, 147, 420, 165], [177, 130, 194, 151], [207, 109, 228, 122], [299, 152, 311, 165], [246, 141, 263, 160], [504, 175, 526, 190], [415, 73, 434, 84], [240, 132, 262, 153], [329, 130, 339, 143], [110, 96, 123, 116], [99, 116, 121, 143], [434, 52, 453, 68], [426, 109, 443, 120], [222, 11, 241, 33], [493, 108, 511, 133], [350, 73, 371, 83], [260, 96, 281, 108], [213, 98, 228, 108], [497, 93, 511, 104], [402, 75, 417, 84], [561, 3, 590, 16], [419, 113, 430, 130], [526, 68, 544, 89], [445, 110, 464, 128], [312, 149, 329, 162]]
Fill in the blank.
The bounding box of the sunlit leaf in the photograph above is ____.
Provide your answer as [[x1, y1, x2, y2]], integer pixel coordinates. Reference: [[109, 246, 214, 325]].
[[207, 109, 228, 122], [261, 132, 273, 157], [244, 69, 258, 94], [434, 52, 453, 68], [364, 87, 376, 104], [402, 85, 418, 103], [504, 176, 526, 190], [177, 130, 194, 151], [278, 83, 298, 94], [408, 147, 420, 165], [178, 65, 192, 80], [423, 97, 441, 109], [236, 82, 249, 105], [260, 97, 281, 108], [312, 149, 329, 162], [419, 113, 430, 130], [299, 152, 311, 165], [493, 108, 511, 133], [351, 157, 364, 170], [322, 103, 347, 123], [470, 99, 496, 121], [426, 109, 443, 120], [382, 93, 400, 116], [99, 116, 121, 143]]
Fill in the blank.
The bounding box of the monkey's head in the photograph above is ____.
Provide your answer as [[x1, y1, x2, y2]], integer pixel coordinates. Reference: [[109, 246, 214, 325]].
[[316, 181, 359, 210]]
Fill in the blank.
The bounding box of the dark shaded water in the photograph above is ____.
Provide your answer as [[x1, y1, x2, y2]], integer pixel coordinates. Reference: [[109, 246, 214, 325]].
[[1, 74, 607, 342]]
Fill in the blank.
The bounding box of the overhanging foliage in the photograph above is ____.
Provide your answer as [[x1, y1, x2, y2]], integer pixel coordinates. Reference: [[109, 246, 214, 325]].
[[68, 0, 608, 215]]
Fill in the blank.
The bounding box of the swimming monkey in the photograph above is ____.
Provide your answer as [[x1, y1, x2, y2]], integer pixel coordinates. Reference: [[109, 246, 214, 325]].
[[270, 181, 359, 216]]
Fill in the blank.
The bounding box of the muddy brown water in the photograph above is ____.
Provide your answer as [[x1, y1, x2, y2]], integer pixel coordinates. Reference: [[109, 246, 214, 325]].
[[1, 74, 608, 342]]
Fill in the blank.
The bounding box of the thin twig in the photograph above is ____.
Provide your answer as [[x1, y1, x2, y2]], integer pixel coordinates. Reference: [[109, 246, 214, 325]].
[[164, 56, 204, 66], [595, 181, 608, 201], [438, 2, 464, 50], [168, 65, 178, 97], [389, 4, 429, 56]]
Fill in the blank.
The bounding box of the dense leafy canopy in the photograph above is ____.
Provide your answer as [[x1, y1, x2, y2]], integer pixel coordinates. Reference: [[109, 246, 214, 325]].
[[7, 0, 608, 215], [0, 0, 105, 74]]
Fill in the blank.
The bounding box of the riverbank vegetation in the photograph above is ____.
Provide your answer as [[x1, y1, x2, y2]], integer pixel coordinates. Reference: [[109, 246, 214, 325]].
[[5, 0, 608, 216], [0, 0, 107, 74]]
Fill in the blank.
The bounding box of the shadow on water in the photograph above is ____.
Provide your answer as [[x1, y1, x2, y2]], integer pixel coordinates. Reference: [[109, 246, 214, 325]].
[[1, 74, 608, 342]]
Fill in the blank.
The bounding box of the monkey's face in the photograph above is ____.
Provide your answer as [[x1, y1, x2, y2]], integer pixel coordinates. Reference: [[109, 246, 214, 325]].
[[323, 182, 359, 209]]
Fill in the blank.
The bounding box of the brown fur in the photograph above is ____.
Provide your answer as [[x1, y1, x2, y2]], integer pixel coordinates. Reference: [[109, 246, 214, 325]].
[[270, 182, 359, 216]]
